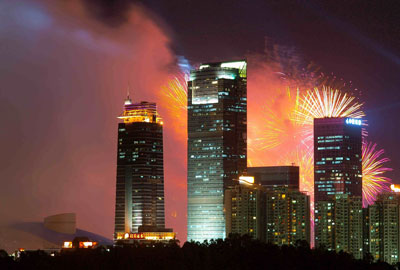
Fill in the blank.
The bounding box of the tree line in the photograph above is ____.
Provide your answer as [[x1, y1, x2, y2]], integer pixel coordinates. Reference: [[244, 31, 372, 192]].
[[0, 235, 398, 270]]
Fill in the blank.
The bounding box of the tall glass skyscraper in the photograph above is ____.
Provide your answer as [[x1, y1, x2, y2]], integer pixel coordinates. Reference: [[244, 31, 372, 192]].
[[114, 98, 165, 239], [314, 117, 363, 203], [314, 117, 363, 251], [187, 60, 247, 242]]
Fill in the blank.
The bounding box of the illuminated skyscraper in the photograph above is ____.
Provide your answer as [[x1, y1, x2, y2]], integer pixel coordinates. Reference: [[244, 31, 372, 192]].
[[114, 98, 165, 240], [187, 60, 247, 241], [314, 117, 363, 256], [314, 117, 363, 203]]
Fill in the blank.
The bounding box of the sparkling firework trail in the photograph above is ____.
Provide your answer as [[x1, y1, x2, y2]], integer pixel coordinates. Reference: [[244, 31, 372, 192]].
[[280, 149, 314, 196], [161, 77, 187, 112], [159, 76, 188, 137], [253, 87, 308, 150], [294, 86, 365, 126], [362, 140, 392, 207]]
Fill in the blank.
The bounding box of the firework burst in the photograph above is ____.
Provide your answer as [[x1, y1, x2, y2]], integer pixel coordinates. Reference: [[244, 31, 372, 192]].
[[294, 86, 365, 126], [160, 56, 392, 211], [362, 140, 392, 207]]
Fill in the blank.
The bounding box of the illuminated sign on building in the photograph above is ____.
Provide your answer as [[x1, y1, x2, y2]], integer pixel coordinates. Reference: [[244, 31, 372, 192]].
[[391, 184, 400, 193], [62, 241, 97, 249], [345, 118, 362, 126], [239, 176, 255, 185], [63, 241, 73, 248], [78, 241, 97, 248], [116, 232, 175, 241]]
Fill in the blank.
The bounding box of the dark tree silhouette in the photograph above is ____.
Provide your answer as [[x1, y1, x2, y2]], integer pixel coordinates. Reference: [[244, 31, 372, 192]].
[[5, 236, 397, 270]]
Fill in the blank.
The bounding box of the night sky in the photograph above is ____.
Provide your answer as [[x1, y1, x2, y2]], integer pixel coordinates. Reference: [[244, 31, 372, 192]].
[[1, 0, 399, 243]]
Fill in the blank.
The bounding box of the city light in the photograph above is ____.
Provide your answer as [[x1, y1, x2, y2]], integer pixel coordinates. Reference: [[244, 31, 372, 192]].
[[118, 101, 163, 125], [79, 241, 97, 248], [116, 232, 176, 241], [2, 0, 398, 267], [391, 184, 400, 193], [345, 118, 362, 126], [63, 241, 73, 248], [239, 176, 255, 185], [161, 71, 392, 215]]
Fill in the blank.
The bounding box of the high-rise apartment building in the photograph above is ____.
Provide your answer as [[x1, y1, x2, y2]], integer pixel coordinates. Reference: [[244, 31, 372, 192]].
[[225, 176, 266, 241], [187, 60, 247, 242], [363, 203, 380, 261], [314, 117, 363, 203], [265, 187, 310, 245], [114, 98, 165, 240], [314, 194, 363, 259], [364, 190, 400, 264], [247, 166, 299, 190]]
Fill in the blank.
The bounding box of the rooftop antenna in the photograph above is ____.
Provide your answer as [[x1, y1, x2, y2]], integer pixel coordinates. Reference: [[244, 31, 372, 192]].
[[125, 82, 132, 105]]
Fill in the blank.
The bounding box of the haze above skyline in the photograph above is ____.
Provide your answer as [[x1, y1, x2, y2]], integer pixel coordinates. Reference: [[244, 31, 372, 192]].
[[0, 0, 399, 243]]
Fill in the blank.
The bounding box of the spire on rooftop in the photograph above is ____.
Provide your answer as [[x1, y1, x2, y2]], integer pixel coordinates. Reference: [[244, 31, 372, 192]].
[[124, 84, 132, 105]]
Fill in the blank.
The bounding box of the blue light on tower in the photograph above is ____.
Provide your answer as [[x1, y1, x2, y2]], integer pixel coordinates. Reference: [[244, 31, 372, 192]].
[[345, 118, 362, 126]]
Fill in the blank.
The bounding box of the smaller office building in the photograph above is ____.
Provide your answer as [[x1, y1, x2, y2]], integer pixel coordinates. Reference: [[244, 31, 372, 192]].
[[247, 166, 299, 190]]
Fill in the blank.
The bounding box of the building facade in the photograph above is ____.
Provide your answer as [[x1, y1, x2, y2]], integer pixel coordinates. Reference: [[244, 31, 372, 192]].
[[313, 117, 363, 258], [114, 99, 165, 239], [225, 176, 266, 241], [247, 166, 299, 190], [364, 191, 400, 264], [187, 60, 247, 242], [265, 187, 310, 245], [314, 117, 363, 203], [314, 195, 363, 259]]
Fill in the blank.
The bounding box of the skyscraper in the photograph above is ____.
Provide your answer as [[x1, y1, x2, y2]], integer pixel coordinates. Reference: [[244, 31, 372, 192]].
[[314, 117, 363, 203], [314, 117, 363, 255], [114, 98, 165, 240], [187, 60, 247, 242]]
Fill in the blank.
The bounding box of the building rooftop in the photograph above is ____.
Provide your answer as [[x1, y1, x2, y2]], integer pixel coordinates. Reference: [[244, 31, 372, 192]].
[[118, 100, 163, 125]]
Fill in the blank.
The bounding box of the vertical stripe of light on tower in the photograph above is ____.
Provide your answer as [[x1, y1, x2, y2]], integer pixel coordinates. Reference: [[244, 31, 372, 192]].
[[187, 60, 247, 242]]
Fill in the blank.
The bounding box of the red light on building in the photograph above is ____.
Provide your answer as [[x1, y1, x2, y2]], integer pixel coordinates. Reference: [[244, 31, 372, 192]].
[[130, 233, 144, 239], [78, 241, 97, 248]]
